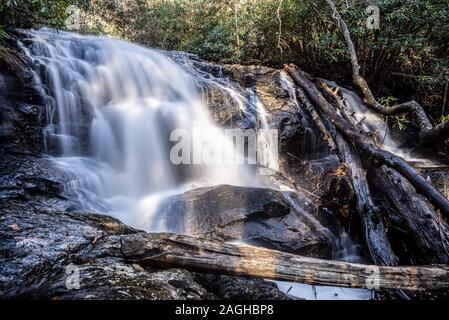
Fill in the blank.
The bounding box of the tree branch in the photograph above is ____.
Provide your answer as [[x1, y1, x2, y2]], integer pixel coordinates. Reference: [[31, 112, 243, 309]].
[[284, 64, 449, 219], [323, 0, 449, 143]]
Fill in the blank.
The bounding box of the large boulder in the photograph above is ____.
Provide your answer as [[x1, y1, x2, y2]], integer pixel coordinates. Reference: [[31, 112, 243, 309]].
[[155, 184, 334, 258]]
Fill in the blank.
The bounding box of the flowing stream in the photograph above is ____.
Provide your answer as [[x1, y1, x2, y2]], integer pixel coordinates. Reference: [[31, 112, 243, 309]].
[[19, 29, 259, 228], [19, 29, 370, 300]]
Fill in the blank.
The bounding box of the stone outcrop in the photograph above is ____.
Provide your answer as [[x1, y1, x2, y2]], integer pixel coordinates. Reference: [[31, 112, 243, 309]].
[[156, 185, 333, 257]]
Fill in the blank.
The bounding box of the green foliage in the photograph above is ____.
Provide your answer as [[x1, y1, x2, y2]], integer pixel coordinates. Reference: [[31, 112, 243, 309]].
[[0, 25, 7, 40], [379, 96, 398, 108], [392, 116, 408, 131], [440, 114, 449, 124], [0, 0, 83, 29], [1, 0, 448, 119], [379, 96, 408, 131]]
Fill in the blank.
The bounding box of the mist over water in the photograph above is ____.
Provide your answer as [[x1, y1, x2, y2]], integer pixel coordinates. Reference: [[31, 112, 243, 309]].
[[20, 29, 257, 228], [336, 84, 432, 164]]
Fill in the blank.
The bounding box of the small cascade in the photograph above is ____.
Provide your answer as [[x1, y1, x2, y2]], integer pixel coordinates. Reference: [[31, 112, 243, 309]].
[[279, 72, 328, 159], [19, 29, 256, 228], [337, 85, 431, 164]]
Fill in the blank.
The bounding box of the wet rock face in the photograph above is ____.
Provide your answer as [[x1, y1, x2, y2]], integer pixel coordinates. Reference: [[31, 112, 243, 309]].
[[180, 58, 305, 155], [0, 40, 46, 156], [0, 201, 203, 299], [215, 65, 302, 144], [194, 274, 289, 300], [0, 201, 288, 299], [157, 185, 333, 258], [0, 156, 64, 202], [220, 65, 297, 114]]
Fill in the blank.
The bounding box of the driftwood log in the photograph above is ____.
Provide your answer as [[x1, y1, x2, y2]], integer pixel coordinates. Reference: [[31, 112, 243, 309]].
[[334, 132, 398, 266], [370, 165, 449, 264], [296, 83, 397, 265], [121, 233, 449, 291], [316, 76, 449, 264], [284, 64, 449, 219], [296, 86, 337, 152]]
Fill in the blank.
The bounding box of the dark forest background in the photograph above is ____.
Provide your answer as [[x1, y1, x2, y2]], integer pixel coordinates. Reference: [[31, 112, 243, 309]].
[[1, 0, 448, 127]]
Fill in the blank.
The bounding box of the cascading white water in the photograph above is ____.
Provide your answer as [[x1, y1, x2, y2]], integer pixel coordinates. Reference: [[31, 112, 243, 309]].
[[336, 85, 431, 164], [20, 29, 256, 228], [16, 29, 371, 300]]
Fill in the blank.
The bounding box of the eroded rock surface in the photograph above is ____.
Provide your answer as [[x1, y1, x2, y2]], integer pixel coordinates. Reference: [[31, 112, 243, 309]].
[[156, 185, 333, 257], [0, 36, 292, 300], [0, 200, 291, 299]]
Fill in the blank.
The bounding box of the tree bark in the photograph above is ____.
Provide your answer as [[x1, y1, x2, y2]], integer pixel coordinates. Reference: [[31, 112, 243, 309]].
[[317, 77, 449, 264], [296, 82, 397, 265], [334, 132, 398, 265], [121, 232, 449, 291], [370, 165, 449, 264], [323, 0, 449, 143], [284, 64, 449, 219], [296, 86, 337, 152]]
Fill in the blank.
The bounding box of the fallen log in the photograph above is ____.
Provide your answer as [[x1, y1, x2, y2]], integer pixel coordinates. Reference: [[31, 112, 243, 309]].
[[294, 82, 397, 265], [316, 77, 449, 264], [318, 79, 365, 132], [335, 132, 398, 266], [284, 64, 449, 219], [370, 165, 449, 264], [121, 232, 449, 291], [296, 86, 337, 152]]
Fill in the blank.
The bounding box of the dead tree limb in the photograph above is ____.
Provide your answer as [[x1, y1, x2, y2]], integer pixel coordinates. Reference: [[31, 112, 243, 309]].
[[323, 0, 449, 143], [319, 80, 363, 131], [296, 86, 338, 152], [370, 165, 449, 264], [317, 77, 449, 264], [335, 132, 398, 265], [121, 232, 449, 291], [296, 81, 397, 265], [284, 64, 449, 218]]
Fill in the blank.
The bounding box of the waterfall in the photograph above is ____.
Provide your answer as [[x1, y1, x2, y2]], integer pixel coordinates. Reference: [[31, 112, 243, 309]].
[[15, 29, 371, 300], [19, 29, 257, 228]]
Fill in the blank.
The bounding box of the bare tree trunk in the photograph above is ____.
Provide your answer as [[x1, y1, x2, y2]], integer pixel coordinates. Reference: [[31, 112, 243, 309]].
[[296, 86, 337, 152], [323, 0, 449, 143], [334, 132, 398, 265], [317, 77, 449, 264], [121, 232, 449, 291], [296, 84, 397, 265]]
